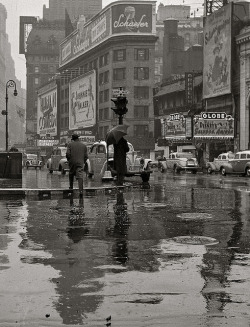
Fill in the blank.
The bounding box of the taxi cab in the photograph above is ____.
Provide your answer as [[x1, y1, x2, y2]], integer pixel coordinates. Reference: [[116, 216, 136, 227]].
[[46, 146, 69, 174], [85, 141, 152, 181]]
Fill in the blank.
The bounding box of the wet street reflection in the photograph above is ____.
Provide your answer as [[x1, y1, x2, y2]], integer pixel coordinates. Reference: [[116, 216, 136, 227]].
[[0, 172, 250, 326]]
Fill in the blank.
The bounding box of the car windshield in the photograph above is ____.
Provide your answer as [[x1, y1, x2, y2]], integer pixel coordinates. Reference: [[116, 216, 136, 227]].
[[176, 153, 194, 159]]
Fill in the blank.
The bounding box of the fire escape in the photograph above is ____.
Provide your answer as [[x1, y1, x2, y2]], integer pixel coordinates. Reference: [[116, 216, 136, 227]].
[[204, 0, 229, 16]]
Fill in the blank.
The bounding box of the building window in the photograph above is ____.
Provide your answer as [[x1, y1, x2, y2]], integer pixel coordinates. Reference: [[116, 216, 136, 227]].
[[113, 49, 126, 61], [134, 105, 149, 118], [99, 91, 104, 104], [49, 66, 55, 73], [99, 52, 109, 67], [99, 108, 103, 120], [104, 107, 109, 119], [104, 71, 109, 83], [99, 71, 109, 85], [34, 66, 39, 73], [34, 77, 39, 85], [134, 49, 149, 61], [104, 89, 109, 102], [113, 68, 126, 81], [134, 67, 149, 80], [134, 125, 149, 137], [134, 86, 149, 99]]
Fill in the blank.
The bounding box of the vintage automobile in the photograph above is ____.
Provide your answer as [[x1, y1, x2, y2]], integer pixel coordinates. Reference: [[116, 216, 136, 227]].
[[160, 152, 199, 174], [46, 146, 69, 174], [219, 150, 250, 176], [206, 151, 235, 174], [23, 154, 43, 170], [85, 141, 152, 182]]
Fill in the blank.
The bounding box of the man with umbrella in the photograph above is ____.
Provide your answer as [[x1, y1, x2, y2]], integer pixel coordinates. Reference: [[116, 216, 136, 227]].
[[106, 125, 129, 186]]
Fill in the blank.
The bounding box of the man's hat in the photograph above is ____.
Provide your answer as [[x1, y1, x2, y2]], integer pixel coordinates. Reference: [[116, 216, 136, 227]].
[[71, 133, 79, 140]]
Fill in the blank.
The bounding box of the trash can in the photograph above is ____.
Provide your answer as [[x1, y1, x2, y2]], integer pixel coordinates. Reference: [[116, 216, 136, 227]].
[[0, 152, 22, 179]]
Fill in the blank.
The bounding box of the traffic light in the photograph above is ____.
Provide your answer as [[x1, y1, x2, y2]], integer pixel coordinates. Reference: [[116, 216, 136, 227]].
[[111, 96, 128, 116]]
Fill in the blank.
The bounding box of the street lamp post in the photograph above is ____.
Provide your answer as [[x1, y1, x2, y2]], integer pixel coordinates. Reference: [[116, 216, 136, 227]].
[[2, 80, 18, 152]]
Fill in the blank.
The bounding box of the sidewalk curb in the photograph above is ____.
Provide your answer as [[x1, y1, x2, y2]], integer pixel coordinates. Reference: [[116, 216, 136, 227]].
[[0, 183, 148, 199]]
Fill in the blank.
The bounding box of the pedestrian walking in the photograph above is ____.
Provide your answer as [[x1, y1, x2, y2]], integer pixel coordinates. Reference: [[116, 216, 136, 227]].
[[66, 133, 88, 197], [113, 136, 129, 186]]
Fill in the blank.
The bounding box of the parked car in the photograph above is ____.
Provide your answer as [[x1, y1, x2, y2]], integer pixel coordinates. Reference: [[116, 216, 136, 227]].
[[206, 151, 235, 174], [85, 141, 152, 181], [160, 152, 199, 174], [23, 154, 43, 170], [219, 150, 250, 176], [46, 146, 69, 174]]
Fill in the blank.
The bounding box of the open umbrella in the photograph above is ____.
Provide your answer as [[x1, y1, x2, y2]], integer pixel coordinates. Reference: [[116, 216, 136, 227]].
[[106, 124, 128, 146]]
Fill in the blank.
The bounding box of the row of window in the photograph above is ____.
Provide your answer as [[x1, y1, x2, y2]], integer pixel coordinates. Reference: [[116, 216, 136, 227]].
[[99, 67, 149, 85]]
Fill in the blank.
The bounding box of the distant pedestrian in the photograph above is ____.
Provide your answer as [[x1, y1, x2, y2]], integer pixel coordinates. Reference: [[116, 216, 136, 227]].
[[66, 133, 88, 197], [113, 137, 129, 186]]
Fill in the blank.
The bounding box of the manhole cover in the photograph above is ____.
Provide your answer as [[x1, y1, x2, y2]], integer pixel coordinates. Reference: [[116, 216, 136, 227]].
[[172, 236, 219, 245], [141, 203, 167, 208], [177, 213, 213, 220]]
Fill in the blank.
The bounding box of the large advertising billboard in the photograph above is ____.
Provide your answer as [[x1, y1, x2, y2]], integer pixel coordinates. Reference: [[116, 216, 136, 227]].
[[203, 4, 232, 99], [69, 71, 96, 130], [112, 4, 152, 34], [37, 87, 57, 136], [60, 2, 154, 67]]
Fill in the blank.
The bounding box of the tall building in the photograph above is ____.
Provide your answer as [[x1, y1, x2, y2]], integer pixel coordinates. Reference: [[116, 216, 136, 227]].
[[0, 3, 26, 151], [20, 0, 101, 151], [56, 1, 157, 156], [43, 0, 102, 22]]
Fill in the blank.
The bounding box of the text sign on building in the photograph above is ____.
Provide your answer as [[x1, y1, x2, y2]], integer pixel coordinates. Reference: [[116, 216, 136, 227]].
[[185, 72, 194, 105], [193, 113, 234, 138], [112, 4, 152, 34], [203, 4, 232, 99], [161, 114, 191, 139], [69, 70, 96, 130], [37, 87, 57, 136]]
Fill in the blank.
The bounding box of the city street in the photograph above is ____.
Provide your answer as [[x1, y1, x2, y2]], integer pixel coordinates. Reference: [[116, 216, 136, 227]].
[[0, 170, 250, 326]]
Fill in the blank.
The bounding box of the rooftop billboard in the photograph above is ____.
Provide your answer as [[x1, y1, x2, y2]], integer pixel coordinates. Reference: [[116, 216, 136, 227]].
[[203, 4, 232, 99], [59, 1, 155, 67]]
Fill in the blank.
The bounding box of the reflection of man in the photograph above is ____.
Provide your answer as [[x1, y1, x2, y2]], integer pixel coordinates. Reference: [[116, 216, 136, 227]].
[[114, 137, 129, 186]]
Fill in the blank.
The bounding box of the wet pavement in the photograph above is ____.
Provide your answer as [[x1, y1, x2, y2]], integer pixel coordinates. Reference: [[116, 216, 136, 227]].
[[0, 169, 250, 326]]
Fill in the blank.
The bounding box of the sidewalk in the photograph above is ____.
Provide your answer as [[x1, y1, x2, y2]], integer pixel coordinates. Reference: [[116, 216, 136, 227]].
[[0, 168, 146, 198]]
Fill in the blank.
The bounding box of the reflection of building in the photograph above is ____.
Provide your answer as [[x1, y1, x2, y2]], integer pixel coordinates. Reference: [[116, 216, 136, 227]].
[[57, 1, 157, 156], [0, 3, 26, 150]]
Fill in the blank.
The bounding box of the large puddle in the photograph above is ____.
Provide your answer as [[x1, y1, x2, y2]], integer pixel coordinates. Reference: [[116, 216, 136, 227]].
[[0, 174, 250, 326]]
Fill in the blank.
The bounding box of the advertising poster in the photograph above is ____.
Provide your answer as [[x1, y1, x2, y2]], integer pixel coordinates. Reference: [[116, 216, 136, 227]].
[[69, 71, 96, 130], [112, 4, 152, 34], [203, 4, 231, 99], [60, 9, 111, 66], [37, 87, 57, 136], [162, 114, 188, 139]]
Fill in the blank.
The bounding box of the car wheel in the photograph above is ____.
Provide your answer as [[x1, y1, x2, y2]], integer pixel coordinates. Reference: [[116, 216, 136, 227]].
[[207, 167, 213, 174], [49, 169, 53, 174], [245, 167, 250, 177], [221, 167, 226, 176], [61, 168, 66, 175], [160, 166, 165, 173], [192, 170, 197, 174]]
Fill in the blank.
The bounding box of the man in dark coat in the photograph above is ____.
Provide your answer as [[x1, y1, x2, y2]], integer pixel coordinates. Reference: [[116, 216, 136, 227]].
[[113, 137, 129, 186], [66, 133, 88, 197]]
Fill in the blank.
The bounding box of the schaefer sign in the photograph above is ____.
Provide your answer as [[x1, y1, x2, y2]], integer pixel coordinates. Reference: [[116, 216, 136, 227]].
[[60, 2, 154, 67], [69, 70, 96, 130], [193, 112, 234, 138], [37, 86, 57, 136], [112, 4, 152, 34]]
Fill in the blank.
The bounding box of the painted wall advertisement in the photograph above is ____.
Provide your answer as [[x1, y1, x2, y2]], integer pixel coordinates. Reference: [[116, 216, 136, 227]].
[[69, 71, 96, 130], [37, 87, 57, 136], [112, 4, 152, 34], [193, 112, 234, 138], [203, 4, 231, 99], [161, 114, 191, 139]]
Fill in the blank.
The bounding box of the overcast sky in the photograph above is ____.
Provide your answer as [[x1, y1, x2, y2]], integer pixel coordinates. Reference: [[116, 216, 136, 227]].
[[0, 0, 204, 89]]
